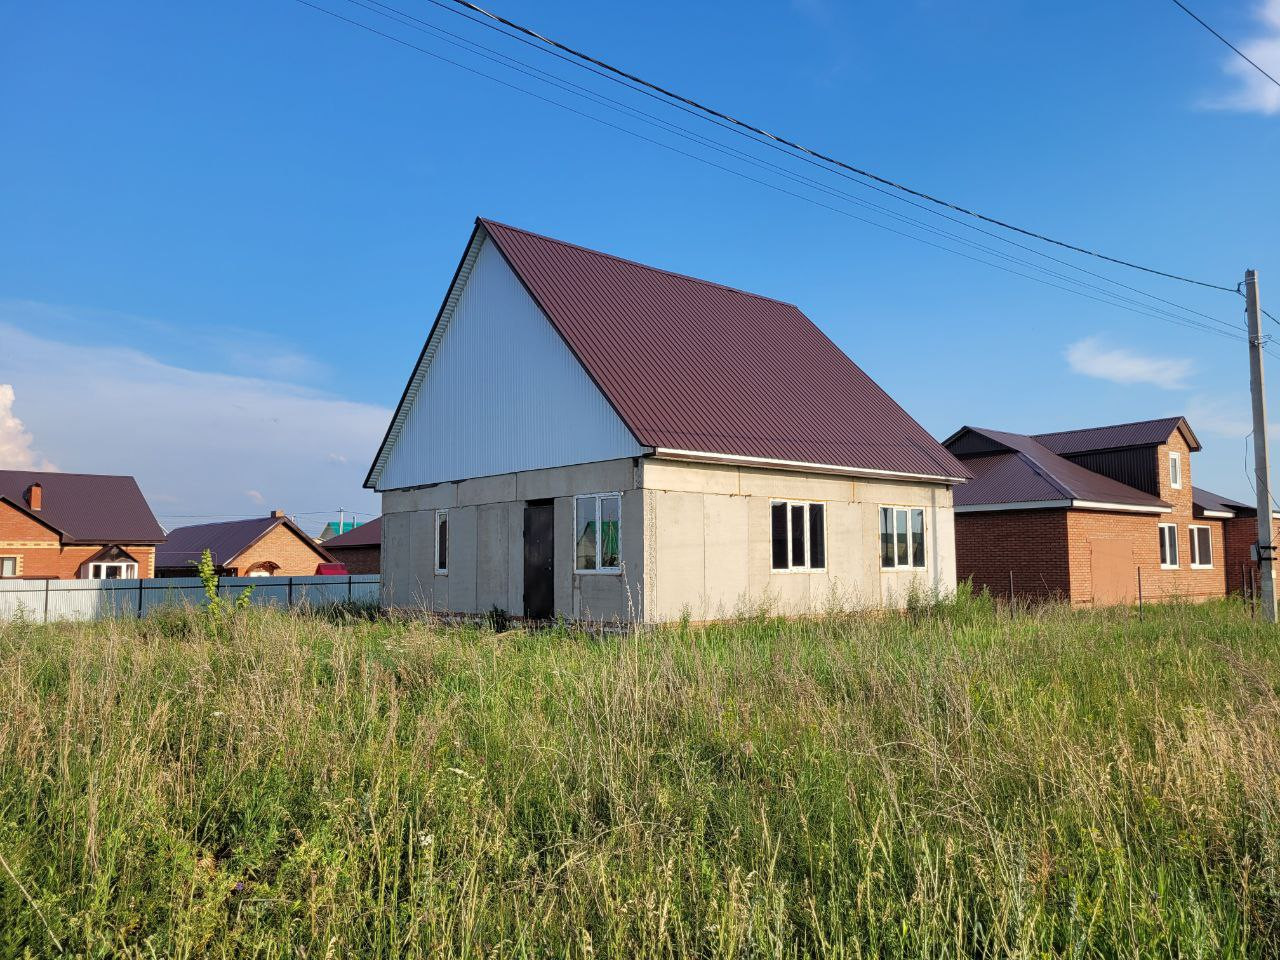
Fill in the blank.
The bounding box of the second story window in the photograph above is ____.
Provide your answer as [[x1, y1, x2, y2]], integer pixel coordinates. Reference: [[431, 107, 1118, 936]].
[[1169, 451, 1182, 490]]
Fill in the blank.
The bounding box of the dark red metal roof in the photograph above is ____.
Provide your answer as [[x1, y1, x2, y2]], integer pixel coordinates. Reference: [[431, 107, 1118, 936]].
[[323, 516, 381, 549], [155, 515, 332, 570], [947, 428, 1170, 510], [0, 470, 165, 544], [1033, 417, 1199, 455], [1192, 486, 1253, 517], [481, 220, 968, 481]]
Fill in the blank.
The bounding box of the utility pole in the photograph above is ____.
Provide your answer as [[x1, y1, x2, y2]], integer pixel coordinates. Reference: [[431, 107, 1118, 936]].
[[1245, 269, 1277, 623]]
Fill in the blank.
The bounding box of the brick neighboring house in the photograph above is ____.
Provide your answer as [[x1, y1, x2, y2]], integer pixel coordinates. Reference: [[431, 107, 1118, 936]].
[[943, 417, 1249, 605], [321, 516, 380, 574], [154, 511, 334, 577], [0, 470, 165, 579], [1193, 486, 1280, 596]]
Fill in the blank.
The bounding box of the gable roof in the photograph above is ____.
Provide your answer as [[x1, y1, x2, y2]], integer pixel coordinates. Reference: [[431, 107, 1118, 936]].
[[323, 515, 381, 549], [366, 219, 969, 488], [1033, 417, 1200, 456], [945, 427, 1170, 512], [155, 515, 332, 570], [0, 470, 165, 544]]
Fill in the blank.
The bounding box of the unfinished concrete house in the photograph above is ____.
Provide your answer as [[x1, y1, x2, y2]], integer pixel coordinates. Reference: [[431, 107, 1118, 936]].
[[366, 218, 970, 621]]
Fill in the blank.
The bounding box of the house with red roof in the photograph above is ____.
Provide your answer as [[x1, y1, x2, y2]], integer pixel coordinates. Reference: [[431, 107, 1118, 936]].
[[154, 511, 334, 578], [365, 218, 970, 621], [321, 516, 381, 574], [943, 416, 1266, 605], [0, 470, 165, 579]]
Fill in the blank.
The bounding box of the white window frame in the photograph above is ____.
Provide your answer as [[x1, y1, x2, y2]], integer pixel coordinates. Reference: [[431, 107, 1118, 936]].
[[1189, 524, 1213, 569], [1158, 523, 1179, 569], [1169, 451, 1182, 490], [574, 493, 622, 574], [879, 506, 927, 570], [434, 509, 448, 575], [87, 562, 138, 580], [769, 500, 827, 572], [0, 556, 17, 578]]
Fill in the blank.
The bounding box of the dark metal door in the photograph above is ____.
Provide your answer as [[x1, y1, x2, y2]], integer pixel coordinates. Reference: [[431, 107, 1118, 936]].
[[523, 500, 555, 620]]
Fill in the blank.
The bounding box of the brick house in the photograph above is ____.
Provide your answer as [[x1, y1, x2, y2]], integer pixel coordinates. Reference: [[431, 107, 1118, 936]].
[[943, 417, 1250, 605], [154, 511, 334, 577], [0, 470, 165, 579], [321, 516, 380, 574]]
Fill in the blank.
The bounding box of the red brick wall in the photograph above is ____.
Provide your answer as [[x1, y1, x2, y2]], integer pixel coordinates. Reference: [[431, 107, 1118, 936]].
[[1224, 515, 1280, 594], [326, 544, 379, 574], [955, 510, 1071, 601], [230, 522, 330, 577], [0, 502, 156, 579], [1065, 511, 1224, 604]]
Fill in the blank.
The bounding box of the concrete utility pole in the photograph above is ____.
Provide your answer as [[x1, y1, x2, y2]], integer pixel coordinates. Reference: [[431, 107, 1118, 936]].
[[1245, 269, 1277, 623]]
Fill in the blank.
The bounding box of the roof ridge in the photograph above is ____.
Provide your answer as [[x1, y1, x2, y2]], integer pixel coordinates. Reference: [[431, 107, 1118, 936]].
[[479, 218, 801, 310], [0, 469, 135, 480], [166, 515, 279, 531], [1032, 415, 1184, 439]]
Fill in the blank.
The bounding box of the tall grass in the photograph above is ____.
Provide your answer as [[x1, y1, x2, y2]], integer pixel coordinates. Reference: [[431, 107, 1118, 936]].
[[1, 595, 1278, 958]]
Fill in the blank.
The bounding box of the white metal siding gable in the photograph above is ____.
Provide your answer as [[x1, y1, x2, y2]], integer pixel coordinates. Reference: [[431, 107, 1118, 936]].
[[376, 237, 644, 490]]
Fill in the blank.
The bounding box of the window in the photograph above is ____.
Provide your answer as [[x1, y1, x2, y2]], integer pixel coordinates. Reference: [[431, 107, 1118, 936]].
[[880, 507, 926, 570], [770, 501, 826, 571], [1158, 523, 1179, 568], [0, 557, 16, 578], [88, 562, 137, 579], [434, 510, 448, 574], [1189, 525, 1213, 568], [575, 493, 621, 573], [1169, 452, 1182, 490]]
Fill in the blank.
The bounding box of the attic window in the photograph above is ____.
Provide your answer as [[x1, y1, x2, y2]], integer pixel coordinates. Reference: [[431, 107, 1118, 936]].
[[0, 557, 16, 578], [1169, 452, 1182, 490]]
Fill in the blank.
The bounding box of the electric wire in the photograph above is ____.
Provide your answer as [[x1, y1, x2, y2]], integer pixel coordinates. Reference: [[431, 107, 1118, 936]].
[[1168, 0, 1280, 91], [347, 0, 1242, 337], [427, 0, 1240, 293], [295, 0, 1249, 343]]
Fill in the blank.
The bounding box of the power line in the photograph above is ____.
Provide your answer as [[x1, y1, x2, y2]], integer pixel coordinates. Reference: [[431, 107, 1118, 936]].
[[295, 0, 1248, 343], [1167, 0, 1280, 91], [425, 0, 1239, 293], [346, 0, 1243, 337]]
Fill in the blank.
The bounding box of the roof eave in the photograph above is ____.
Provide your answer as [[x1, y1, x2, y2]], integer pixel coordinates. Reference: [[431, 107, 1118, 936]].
[[651, 448, 970, 485], [955, 499, 1172, 515]]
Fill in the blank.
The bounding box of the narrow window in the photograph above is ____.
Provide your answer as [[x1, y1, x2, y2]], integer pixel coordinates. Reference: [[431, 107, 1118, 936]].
[[1159, 523, 1178, 568], [790, 503, 806, 567], [1169, 452, 1182, 490], [808, 504, 826, 569], [771, 502, 789, 570], [879, 507, 894, 568], [1190, 525, 1213, 568], [434, 509, 449, 574], [911, 509, 926, 568], [575, 493, 623, 573], [895, 509, 909, 567], [0, 557, 15, 578]]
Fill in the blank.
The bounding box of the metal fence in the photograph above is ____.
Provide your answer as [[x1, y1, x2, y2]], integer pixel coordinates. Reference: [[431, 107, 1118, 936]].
[[0, 575, 381, 623]]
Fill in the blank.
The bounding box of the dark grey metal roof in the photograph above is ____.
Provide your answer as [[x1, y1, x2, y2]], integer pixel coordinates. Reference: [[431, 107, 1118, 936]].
[[0, 470, 165, 544], [947, 427, 1170, 510]]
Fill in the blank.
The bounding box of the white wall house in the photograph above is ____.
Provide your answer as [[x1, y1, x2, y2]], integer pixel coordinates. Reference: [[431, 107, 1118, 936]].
[[366, 218, 970, 622]]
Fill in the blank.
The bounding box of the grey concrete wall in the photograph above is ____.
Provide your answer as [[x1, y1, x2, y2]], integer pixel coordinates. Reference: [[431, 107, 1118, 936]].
[[640, 459, 957, 621], [380, 458, 642, 621]]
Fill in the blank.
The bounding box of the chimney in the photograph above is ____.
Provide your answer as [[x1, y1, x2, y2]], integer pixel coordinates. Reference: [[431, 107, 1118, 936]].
[[271, 509, 285, 519], [24, 483, 42, 511]]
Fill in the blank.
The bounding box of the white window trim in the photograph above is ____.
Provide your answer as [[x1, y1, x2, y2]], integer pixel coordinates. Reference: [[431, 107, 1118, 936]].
[[1158, 523, 1179, 569], [770, 500, 827, 573], [86, 561, 138, 580], [434, 509, 448, 575], [574, 492, 622, 575], [1169, 451, 1182, 490], [880, 505, 927, 571], [1189, 524, 1213, 569]]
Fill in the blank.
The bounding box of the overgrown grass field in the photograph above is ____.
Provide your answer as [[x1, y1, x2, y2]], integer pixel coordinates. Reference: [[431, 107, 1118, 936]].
[[1, 595, 1278, 958]]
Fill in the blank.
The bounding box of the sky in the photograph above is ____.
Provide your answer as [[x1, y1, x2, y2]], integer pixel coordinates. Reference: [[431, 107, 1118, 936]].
[[2, 0, 1279, 533]]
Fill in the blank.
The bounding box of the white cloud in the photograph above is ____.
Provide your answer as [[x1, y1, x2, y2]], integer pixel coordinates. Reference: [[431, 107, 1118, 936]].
[[245, 489, 265, 505], [0, 318, 389, 535], [1198, 0, 1280, 115], [1065, 337, 1193, 389], [0, 384, 57, 470]]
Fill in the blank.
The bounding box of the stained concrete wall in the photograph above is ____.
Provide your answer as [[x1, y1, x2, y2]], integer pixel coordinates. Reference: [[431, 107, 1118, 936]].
[[639, 459, 956, 620], [380, 458, 642, 621]]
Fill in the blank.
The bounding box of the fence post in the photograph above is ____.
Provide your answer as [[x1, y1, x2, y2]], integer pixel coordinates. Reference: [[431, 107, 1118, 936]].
[[1137, 567, 1143, 621], [43, 578, 50, 624], [1008, 570, 1014, 606], [348, 575, 353, 602], [137, 579, 144, 618], [288, 577, 294, 609]]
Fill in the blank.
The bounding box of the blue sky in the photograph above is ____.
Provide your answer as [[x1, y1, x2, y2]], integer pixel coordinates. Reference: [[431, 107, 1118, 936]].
[[3, 0, 1279, 532]]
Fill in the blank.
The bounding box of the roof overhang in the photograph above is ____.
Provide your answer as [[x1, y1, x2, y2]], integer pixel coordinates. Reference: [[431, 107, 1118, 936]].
[[955, 499, 1172, 514], [1198, 509, 1236, 519], [651, 448, 969, 485]]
